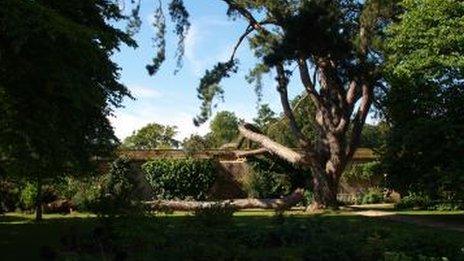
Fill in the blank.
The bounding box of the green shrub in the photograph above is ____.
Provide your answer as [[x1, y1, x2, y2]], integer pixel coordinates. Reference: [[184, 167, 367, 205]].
[[19, 182, 37, 210], [343, 161, 382, 186], [71, 180, 102, 212], [395, 193, 431, 210], [396, 192, 464, 211], [52, 174, 105, 212], [245, 156, 309, 198], [360, 187, 385, 204], [245, 168, 291, 198], [142, 158, 216, 200], [427, 202, 463, 211], [97, 157, 142, 215]]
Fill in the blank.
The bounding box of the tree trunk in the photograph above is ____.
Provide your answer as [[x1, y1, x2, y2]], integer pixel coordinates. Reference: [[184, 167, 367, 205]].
[[35, 175, 43, 221], [146, 189, 304, 211], [308, 166, 339, 211]]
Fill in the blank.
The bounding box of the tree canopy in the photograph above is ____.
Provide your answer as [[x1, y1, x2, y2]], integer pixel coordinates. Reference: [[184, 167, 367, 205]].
[[209, 111, 240, 147], [0, 0, 137, 219], [381, 0, 464, 200], [122, 123, 179, 150]]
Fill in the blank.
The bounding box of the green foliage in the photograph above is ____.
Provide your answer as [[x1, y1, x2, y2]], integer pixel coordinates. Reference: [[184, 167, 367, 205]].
[[360, 123, 389, 150], [343, 161, 382, 185], [191, 0, 395, 123], [55, 158, 140, 213], [396, 192, 464, 211], [0, 0, 136, 219], [0, 0, 136, 176], [48, 214, 464, 260], [147, 0, 190, 75], [253, 104, 277, 131], [395, 193, 431, 210], [181, 134, 211, 154], [122, 123, 179, 149], [382, 0, 464, 203], [360, 187, 385, 204], [194, 61, 238, 125], [208, 111, 240, 147], [19, 183, 37, 211], [257, 94, 317, 148], [104, 157, 137, 202], [54, 176, 104, 212], [97, 157, 142, 215], [245, 156, 309, 198], [142, 158, 216, 200], [385, 0, 464, 81], [71, 181, 102, 212]]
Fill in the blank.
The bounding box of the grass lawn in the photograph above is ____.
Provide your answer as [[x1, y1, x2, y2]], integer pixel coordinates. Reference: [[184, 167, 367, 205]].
[[1, 210, 463, 260]]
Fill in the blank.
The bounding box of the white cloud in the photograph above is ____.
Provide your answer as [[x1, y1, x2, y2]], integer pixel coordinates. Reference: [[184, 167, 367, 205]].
[[184, 19, 238, 76], [110, 106, 210, 142], [184, 24, 203, 75], [128, 84, 163, 99]]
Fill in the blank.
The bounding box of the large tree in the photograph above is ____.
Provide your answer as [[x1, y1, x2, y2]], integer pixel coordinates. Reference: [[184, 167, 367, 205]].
[[381, 0, 464, 200], [0, 0, 137, 220], [209, 111, 240, 148], [122, 123, 179, 149], [132, 0, 395, 209], [184, 0, 395, 209]]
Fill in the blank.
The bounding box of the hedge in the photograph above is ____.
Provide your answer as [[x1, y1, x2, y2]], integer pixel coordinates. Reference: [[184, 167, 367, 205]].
[[142, 158, 216, 200]]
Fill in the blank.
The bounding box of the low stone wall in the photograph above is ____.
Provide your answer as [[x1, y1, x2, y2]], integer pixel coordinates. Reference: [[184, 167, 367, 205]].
[[98, 148, 377, 200]]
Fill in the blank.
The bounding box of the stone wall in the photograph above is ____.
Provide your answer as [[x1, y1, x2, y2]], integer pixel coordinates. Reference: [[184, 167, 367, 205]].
[[98, 148, 377, 200]]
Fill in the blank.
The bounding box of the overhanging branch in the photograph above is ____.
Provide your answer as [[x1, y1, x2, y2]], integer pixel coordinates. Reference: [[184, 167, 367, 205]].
[[238, 123, 307, 165]]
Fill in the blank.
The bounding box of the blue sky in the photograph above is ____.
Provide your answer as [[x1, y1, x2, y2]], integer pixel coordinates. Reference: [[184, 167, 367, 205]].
[[110, 1, 372, 141]]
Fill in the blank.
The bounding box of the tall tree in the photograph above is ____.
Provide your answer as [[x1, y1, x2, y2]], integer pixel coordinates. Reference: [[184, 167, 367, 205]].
[[122, 123, 179, 149], [381, 0, 464, 199], [209, 111, 240, 148], [182, 134, 212, 153], [176, 0, 396, 209], [254, 104, 278, 131], [0, 0, 137, 220]]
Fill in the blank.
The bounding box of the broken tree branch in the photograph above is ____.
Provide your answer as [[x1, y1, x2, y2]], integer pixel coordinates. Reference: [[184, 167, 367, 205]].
[[234, 148, 269, 158], [238, 123, 307, 164], [146, 189, 305, 211]]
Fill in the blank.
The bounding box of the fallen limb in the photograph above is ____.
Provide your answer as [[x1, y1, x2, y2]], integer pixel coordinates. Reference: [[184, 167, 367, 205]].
[[234, 148, 269, 158], [145, 189, 305, 211]]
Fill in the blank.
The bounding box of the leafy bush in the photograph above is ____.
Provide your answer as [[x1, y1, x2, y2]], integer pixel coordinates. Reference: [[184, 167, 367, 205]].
[[396, 192, 464, 211], [427, 202, 464, 211], [395, 193, 431, 210], [245, 167, 291, 198], [245, 156, 309, 198], [360, 187, 385, 204], [72, 179, 102, 212], [19, 182, 37, 210], [343, 161, 382, 186], [142, 158, 216, 200], [97, 157, 142, 215]]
